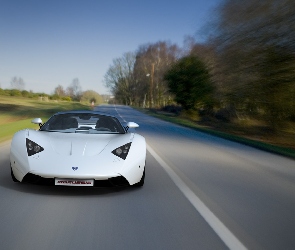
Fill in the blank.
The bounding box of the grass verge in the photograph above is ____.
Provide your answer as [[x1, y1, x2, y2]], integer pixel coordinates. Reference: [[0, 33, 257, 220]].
[[0, 96, 90, 143], [136, 108, 295, 160]]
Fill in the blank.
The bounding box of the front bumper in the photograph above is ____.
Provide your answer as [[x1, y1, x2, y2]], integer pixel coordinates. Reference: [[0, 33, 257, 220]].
[[22, 173, 130, 187]]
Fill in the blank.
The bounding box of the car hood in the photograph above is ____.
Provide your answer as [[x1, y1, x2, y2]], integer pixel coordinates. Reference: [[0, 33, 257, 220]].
[[29, 131, 131, 157]]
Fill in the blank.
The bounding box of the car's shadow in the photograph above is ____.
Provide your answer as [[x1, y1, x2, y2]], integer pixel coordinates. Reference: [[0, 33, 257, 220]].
[[0, 163, 139, 197]]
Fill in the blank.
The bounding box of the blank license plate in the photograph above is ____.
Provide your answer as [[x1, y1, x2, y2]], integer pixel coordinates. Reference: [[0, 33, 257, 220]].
[[55, 178, 94, 186]]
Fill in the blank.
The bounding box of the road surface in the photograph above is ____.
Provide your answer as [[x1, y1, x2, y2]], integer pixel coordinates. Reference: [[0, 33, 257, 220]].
[[0, 105, 294, 250]]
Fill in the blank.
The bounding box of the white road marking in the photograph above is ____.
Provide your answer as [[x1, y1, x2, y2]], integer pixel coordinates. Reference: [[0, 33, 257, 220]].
[[113, 104, 127, 122], [147, 144, 248, 250], [113, 105, 247, 249]]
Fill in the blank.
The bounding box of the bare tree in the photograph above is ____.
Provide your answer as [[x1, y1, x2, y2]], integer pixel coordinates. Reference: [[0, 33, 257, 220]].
[[104, 41, 180, 107], [133, 41, 180, 107], [104, 52, 136, 105], [11, 77, 25, 90], [54, 85, 66, 97], [67, 78, 82, 101]]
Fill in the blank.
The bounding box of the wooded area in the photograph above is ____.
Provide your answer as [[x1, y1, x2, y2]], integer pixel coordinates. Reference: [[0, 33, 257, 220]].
[[104, 0, 295, 131]]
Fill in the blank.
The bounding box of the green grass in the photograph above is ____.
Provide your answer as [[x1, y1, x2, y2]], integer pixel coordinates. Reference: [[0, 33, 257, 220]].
[[0, 119, 38, 142], [0, 96, 90, 143], [136, 108, 295, 160]]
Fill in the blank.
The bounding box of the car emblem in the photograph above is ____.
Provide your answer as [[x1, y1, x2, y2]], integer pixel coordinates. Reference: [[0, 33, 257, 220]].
[[72, 167, 78, 171]]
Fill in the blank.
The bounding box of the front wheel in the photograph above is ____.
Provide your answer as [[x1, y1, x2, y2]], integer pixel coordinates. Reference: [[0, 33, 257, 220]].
[[133, 168, 145, 187]]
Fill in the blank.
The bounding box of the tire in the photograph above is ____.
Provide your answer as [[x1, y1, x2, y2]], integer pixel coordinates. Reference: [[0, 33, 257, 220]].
[[133, 168, 145, 187], [11, 166, 20, 183]]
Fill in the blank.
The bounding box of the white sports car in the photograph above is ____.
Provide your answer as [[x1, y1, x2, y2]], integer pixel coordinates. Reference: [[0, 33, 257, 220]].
[[10, 110, 146, 187]]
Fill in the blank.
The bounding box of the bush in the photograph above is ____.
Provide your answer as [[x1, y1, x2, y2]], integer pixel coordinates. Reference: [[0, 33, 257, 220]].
[[161, 105, 182, 114], [215, 107, 237, 122], [9, 89, 22, 96], [21, 90, 30, 97], [0, 88, 5, 96], [61, 96, 72, 102]]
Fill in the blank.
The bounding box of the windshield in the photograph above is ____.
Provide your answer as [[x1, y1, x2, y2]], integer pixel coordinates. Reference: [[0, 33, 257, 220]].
[[40, 113, 125, 134]]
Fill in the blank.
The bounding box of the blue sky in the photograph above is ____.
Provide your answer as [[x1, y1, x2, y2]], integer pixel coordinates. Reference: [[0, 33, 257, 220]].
[[0, 0, 221, 95]]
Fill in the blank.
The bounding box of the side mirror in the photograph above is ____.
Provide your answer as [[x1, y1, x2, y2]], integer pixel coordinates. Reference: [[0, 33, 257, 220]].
[[32, 118, 43, 128], [126, 122, 139, 131], [127, 122, 139, 128]]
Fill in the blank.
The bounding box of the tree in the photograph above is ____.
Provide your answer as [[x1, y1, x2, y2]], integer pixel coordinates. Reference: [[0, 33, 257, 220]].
[[67, 78, 82, 101], [254, 46, 295, 128], [104, 42, 180, 107], [164, 56, 214, 111], [80, 90, 103, 105], [54, 85, 66, 97], [133, 41, 180, 107], [104, 52, 136, 105], [11, 77, 25, 90], [209, 0, 295, 127]]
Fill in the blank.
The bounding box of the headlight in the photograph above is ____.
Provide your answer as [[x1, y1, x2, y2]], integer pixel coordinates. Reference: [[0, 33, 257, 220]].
[[26, 138, 44, 156], [112, 142, 131, 160]]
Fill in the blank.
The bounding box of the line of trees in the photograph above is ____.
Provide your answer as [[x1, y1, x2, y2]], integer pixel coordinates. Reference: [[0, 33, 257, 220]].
[[52, 78, 83, 101], [104, 41, 180, 107], [206, 0, 295, 129], [104, 0, 295, 130], [1, 77, 103, 106], [0, 77, 42, 97]]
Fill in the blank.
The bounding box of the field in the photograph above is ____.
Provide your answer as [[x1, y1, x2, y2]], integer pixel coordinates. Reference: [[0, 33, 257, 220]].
[[0, 96, 91, 143]]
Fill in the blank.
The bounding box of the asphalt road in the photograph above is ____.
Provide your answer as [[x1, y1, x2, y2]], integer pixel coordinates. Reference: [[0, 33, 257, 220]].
[[0, 105, 295, 250]]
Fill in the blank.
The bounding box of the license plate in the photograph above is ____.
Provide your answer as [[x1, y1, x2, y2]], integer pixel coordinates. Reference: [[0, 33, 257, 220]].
[[55, 178, 94, 186]]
